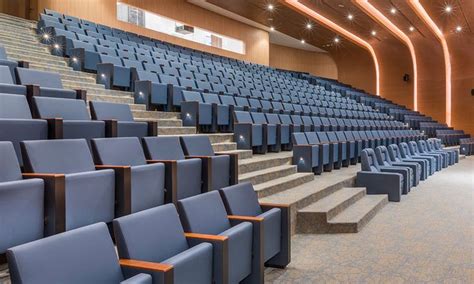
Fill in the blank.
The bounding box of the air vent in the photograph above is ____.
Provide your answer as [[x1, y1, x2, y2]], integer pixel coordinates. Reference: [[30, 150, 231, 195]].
[[175, 24, 194, 35]]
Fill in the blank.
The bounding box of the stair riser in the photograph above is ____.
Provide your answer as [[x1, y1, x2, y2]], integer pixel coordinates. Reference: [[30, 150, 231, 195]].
[[157, 127, 196, 135], [240, 156, 292, 174], [256, 174, 314, 199], [133, 111, 180, 120], [296, 191, 366, 234], [0, 41, 47, 52], [212, 143, 237, 152], [239, 166, 297, 185], [8, 54, 67, 66], [324, 198, 388, 234], [207, 134, 234, 144], [87, 94, 134, 104]]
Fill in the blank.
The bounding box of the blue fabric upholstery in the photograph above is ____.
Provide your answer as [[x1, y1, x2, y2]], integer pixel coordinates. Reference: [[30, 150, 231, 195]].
[[90, 101, 134, 121], [7, 223, 151, 284], [16, 68, 77, 99], [92, 137, 147, 166], [113, 204, 213, 284]]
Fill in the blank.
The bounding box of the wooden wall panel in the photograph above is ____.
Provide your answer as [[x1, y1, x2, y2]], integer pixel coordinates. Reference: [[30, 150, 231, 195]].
[[35, 0, 270, 65], [0, 0, 29, 18], [269, 43, 338, 79]]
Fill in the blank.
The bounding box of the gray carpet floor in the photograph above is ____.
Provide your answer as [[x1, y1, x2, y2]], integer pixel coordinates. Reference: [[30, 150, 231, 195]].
[[266, 157, 474, 283]]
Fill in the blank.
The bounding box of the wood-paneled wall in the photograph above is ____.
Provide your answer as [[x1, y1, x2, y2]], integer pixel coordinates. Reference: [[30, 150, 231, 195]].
[[0, 0, 30, 19], [34, 0, 270, 65], [269, 44, 338, 79]]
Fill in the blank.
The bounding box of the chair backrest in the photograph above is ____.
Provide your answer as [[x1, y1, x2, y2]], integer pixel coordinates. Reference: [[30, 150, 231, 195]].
[[21, 139, 96, 174], [182, 90, 203, 103], [361, 149, 380, 172], [292, 132, 308, 145], [305, 132, 320, 144], [89, 101, 134, 121], [202, 92, 220, 104], [387, 144, 402, 162], [180, 135, 215, 156], [234, 111, 253, 123], [91, 137, 146, 166], [0, 65, 14, 84], [219, 182, 262, 216], [399, 142, 412, 158], [7, 223, 124, 284], [142, 136, 186, 160], [265, 113, 281, 124], [0, 142, 22, 182], [375, 146, 392, 166], [0, 46, 9, 60], [251, 112, 267, 124], [113, 204, 189, 263], [177, 191, 231, 235], [33, 97, 90, 120], [16, 68, 64, 89], [408, 141, 420, 155], [417, 140, 428, 152], [0, 94, 32, 119]]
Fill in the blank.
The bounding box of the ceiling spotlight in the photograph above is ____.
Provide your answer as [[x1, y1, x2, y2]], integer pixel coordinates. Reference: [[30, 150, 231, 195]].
[[301, 39, 305, 44], [270, 26, 275, 31], [267, 4, 274, 11], [371, 30, 377, 36], [334, 37, 340, 43], [445, 5, 452, 13], [455, 25, 462, 32], [306, 23, 312, 29], [347, 14, 354, 20], [409, 26, 415, 32], [390, 8, 397, 14]]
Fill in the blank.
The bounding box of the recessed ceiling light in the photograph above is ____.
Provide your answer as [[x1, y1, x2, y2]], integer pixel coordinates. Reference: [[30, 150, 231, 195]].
[[409, 26, 415, 32], [390, 8, 397, 14], [371, 30, 377, 36], [267, 4, 274, 11], [445, 5, 452, 13], [455, 25, 462, 32], [334, 37, 340, 43], [301, 39, 305, 44], [338, 4, 345, 8], [347, 14, 354, 20], [270, 26, 275, 31], [306, 23, 312, 29]]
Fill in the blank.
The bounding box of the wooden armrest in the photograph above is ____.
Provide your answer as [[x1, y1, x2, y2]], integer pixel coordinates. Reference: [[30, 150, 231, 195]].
[[95, 165, 130, 170], [102, 119, 118, 137], [74, 89, 87, 101], [119, 259, 173, 273], [184, 232, 228, 242], [228, 215, 264, 222], [259, 202, 290, 208], [22, 173, 64, 179], [147, 160, 175, 164], [186, 155, 212, 159]]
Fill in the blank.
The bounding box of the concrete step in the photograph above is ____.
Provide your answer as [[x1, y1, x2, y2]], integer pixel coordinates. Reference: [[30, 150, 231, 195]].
[[254, 172, 315, 198], [239, 164, 297, 185], [157, 126, 196, 135], [8, 54, 67, 67], [259, 165, 360, 234], [296, 187, 367, 234], [133, 110, 180, 120], [206, 133, 234, 144], [216, 149, 253, 160], [239, 152, 293, 174], [325, 195, 388, 233], [212, 142, 237, 152], [29, 63, 97, 79], [87, 94, 134, 104], [136, 118, 183, 127], [0, 40, 47, 52]]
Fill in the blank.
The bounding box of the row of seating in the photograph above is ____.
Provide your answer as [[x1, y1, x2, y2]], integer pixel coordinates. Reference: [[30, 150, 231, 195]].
[[291, 130, 426, 174], [357, 139, 459, 201], [0, 135, 237, 254], [459, 138, 474, 156], [6, 181, 290, 283], [436, 129, 470, 146]]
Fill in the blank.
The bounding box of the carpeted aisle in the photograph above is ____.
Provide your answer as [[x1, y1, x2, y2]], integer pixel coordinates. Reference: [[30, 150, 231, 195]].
[[266, 157, 474, 283]]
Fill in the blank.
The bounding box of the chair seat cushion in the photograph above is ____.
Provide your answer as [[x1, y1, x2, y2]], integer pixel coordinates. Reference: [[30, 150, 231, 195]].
[[163, 243, 213, 284], [259, 208, 281, 262], [219, 222, 252, 283]]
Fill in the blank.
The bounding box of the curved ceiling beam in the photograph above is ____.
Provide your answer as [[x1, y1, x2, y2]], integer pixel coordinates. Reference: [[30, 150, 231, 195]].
[[353, 0, 418, 111], [407, 0, 452, 126], [282, 0, 381, 96]]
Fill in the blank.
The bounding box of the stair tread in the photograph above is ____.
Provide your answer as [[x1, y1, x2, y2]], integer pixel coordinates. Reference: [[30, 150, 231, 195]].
[[328, 195, 387, 224], [215, 149, 253, 159], [239, 152, 293, 166], [299, 187, 366, 213], [239, 164, 296, 180], [254, 173, 314, 192]]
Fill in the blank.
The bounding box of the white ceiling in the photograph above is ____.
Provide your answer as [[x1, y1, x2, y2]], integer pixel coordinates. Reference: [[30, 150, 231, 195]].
[[188, 0, 327, 53]]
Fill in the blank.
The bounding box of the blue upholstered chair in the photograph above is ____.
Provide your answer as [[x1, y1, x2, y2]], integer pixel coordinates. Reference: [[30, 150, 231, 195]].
[[316, 131, 343, 169], [0, 94, 48, 164], [113, 204, 213, 284], [0, 66, 27, 95], [399, 142, 436, 175], [177, 191, 257, 284], [31, 96, 105, 141], [408, 141, 441, 171], [219, 182, 291, 268], [387, 144, 428, 181], [426, 139, 453, 166], [97, 55, 132, 90], [202, 92, 233, 132], [180, 135, 238, 191], [375, 146, 417, 189], [292, 132, 323, 174], [306, 132, 335, 172], [7, 223, 152, 284], [335, 131, 357, 165], [0, 47, 21, 84], [0, 142, 44, 256], [429, 138, 459, 163], [233, 111, 266, 154], [356, 149, 403, 202], [417, 140, 447, 168], [142, 136, 204, 201], [20, 139, 115, 235], [89, 101, 157, 138], [16, 68, 85, 99], [91, 137, 165, 215], [265, 113, 292, 150], [180, 90, 214, 132]]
